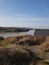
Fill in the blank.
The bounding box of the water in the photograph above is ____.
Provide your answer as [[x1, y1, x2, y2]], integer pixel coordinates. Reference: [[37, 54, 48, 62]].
[[0, 30, 35, 38]]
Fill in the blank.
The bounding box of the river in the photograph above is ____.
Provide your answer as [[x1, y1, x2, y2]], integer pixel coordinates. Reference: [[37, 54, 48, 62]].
[[0, 30, 35, 38]]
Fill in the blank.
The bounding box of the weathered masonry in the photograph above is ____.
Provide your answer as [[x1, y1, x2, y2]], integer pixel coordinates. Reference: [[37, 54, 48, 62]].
[[34, 29, 49, 35]]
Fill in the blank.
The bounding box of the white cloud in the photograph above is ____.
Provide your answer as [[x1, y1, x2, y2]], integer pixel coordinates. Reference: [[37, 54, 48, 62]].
[[32, 18, 49, 21], [0, 17, 49, 21], [0, 17, 49, 28]]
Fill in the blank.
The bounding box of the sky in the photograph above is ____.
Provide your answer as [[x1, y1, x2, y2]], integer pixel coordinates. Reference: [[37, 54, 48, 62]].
[[0, 0, 49, 28]]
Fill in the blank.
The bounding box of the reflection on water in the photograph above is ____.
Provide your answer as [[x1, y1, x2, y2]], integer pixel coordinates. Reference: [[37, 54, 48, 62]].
[[0, 30, 35, 38]]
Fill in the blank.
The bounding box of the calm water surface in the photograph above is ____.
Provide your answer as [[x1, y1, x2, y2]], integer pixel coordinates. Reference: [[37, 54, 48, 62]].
[[0, 30, 35, 38]]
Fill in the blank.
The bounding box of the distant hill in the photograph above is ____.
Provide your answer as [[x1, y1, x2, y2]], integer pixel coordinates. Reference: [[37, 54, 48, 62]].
[[0, 27, 33, 32]]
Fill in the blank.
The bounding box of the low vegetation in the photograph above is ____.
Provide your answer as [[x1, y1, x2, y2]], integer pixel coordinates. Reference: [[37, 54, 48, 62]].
[[40, 36, 49, 52], [1, 35, 46, 46], [0, 35, 49, 65]]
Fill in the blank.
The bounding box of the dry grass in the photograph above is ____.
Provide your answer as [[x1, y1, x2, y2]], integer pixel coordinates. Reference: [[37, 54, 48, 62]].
[[0, 35, 49, 65], [0, 45, 34, 65], [1, 35, 47, 47], [0, 45, 48, 65], [40, 36, 49, 52]]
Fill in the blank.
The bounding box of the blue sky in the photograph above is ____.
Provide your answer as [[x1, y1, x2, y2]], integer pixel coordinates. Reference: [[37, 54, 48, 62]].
[[0, 0, 49, 28]]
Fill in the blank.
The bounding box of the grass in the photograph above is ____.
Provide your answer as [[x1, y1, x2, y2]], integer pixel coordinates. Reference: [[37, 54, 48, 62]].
[[40, 36, 49, 52], [1, 35, 46, 47], [0, 35, 49, 65]]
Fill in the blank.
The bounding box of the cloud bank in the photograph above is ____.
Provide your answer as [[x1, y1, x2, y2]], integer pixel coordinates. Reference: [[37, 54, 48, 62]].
[[0, 17, 49, 28]]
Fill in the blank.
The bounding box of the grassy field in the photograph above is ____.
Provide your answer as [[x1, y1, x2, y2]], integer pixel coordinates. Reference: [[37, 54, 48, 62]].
[[0, 35, 49, 65]]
